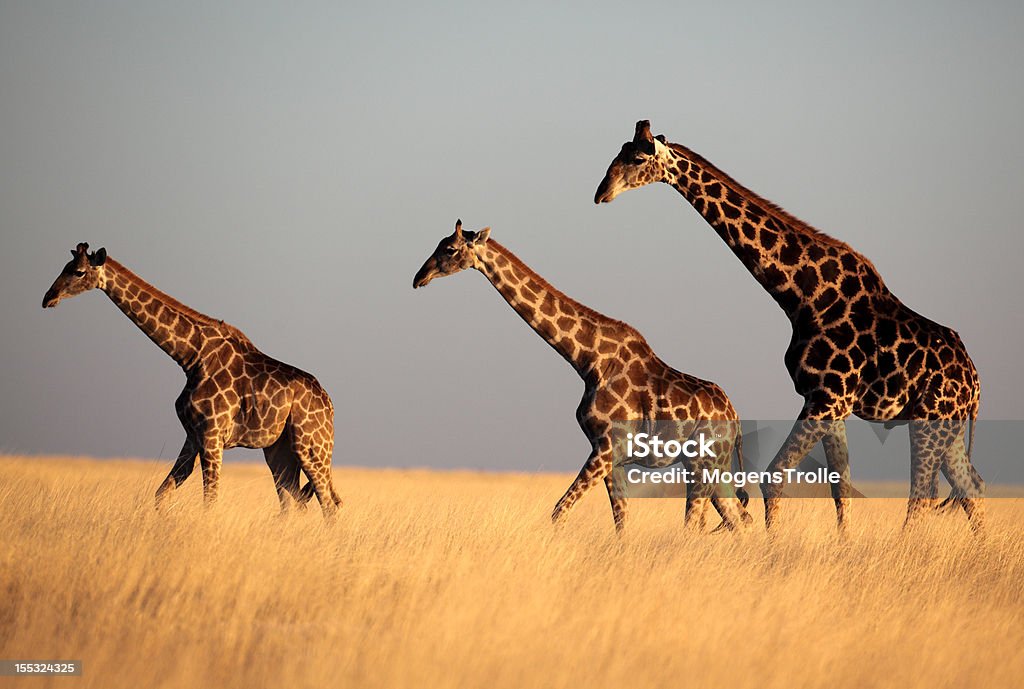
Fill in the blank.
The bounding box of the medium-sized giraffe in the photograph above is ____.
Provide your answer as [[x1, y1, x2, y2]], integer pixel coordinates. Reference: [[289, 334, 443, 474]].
[[413, 220, 752, 532], [595, 120, 984, 533], [42, 243, 343, 518]]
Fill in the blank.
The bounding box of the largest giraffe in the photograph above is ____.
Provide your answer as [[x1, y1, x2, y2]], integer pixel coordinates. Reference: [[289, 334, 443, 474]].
[[42, 243, 342, 518], [595, 121, 984, 533], [414, 220, 752, 533]]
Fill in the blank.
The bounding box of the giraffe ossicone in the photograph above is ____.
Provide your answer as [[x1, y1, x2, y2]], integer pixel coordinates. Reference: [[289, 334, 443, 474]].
[[42, 242, 343, 519], [414, 220, 753, 533], [595, 120, 985, 534]]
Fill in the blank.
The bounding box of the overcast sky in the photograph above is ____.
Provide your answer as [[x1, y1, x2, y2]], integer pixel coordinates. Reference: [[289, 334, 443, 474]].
[[1, 1, 1021, 482]]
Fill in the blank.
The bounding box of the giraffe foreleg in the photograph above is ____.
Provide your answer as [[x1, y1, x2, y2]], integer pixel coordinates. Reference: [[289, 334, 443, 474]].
[[762, 407, 845, 531], [552, 443, 613, 526], [822, 420, 852, 533], [604, 465, 629, 533], [155, 438, 198, 508]]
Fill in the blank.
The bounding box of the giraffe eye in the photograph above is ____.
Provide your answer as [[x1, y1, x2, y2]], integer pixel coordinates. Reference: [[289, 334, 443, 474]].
[[73, 270, 86, 278]]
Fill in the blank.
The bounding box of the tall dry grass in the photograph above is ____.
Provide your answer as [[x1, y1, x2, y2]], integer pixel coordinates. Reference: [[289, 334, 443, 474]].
[[0, 455, 1021, 689]]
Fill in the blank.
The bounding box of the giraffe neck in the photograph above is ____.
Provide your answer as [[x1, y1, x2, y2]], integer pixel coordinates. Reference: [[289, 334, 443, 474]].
[[662, 143, 872, 320], [99, 258, 244, 371], [474, 240, 632, 377]]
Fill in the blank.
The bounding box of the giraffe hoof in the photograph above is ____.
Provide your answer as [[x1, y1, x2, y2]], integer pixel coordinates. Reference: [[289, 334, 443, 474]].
[[154, 486, 174, 511], [936, 492, 965, 513], [709, 520, 733, 535]]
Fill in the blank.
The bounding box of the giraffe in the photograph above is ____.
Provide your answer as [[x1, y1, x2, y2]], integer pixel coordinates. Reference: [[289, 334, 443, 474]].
[[594, 120, 984, 533], [413, 220, 752, 532], [42, 242, 343, 518]]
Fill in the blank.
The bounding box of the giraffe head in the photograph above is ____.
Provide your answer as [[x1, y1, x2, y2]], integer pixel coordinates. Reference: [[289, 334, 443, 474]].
[[42, 242, 108, 308], [413, 220, 491, 288], [594, 120, 671, 204]]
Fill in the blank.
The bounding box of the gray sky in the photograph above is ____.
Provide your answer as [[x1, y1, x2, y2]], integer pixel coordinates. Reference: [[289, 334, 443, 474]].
[[1, 1, 1021, 479]]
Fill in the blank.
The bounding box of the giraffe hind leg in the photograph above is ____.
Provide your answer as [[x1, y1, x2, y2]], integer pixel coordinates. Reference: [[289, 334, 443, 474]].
[[198, 440, 224, 506], [707, 434, 753, 533], [904, 420, 958, 528], [937, 438, 985, 510], [936, 462, 964, 513], [937, 463, 985, 511], [290, 425, 342, 521], [297, 480, 317, 505], [935, 430, 986, 532], [295, 451, 341, 520], [263, 433, 307, 513], [684, 478, 713, 532], [709, 488, 753, 533]]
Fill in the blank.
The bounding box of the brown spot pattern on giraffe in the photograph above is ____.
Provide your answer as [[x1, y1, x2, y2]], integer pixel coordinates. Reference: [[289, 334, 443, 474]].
[[413, 224, 752, 533], [595, 121, 984, 533], [42, 246, 342, 518]]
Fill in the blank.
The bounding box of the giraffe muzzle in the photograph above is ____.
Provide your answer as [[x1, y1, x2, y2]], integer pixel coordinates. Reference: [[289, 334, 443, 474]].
[[594, 176, 617, 204], [413, 262, 437, 289], [42, 289, 60, 308]]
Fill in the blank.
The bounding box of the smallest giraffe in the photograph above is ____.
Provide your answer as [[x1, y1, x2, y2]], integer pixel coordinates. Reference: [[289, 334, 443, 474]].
[[42, 243, 342, 519]]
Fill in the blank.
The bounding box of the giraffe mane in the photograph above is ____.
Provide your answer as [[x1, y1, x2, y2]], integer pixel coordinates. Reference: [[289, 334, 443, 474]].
[[106, 258, 255, 345], [486, 240, 647, 344], [667, 142, 881, 270]]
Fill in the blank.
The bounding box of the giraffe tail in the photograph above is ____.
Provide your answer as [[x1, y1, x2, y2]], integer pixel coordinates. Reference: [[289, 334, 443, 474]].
[[734, 425, 750, 508], [967, 400, 978, 467]]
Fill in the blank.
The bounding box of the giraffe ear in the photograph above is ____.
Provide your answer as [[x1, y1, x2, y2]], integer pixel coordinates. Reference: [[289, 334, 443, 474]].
[[655, 134, 667, 144], [90, 247, 107, 266], [471, 227, 491, 245], [454, 219, 463, 239]]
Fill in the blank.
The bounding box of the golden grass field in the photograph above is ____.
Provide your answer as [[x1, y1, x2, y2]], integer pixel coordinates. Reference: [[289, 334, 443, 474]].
[[1, 455, 1022, 689]]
